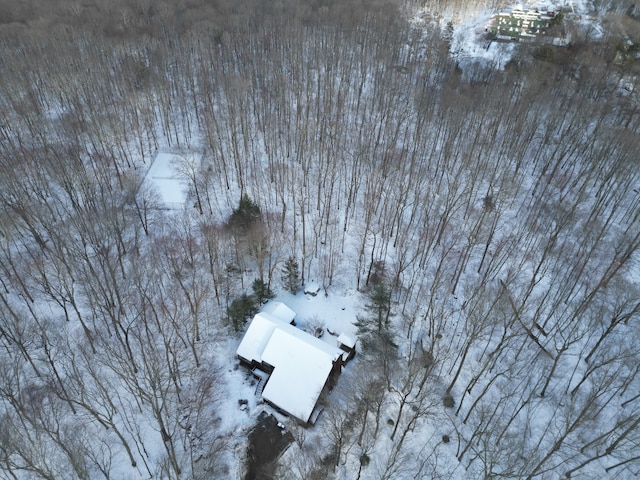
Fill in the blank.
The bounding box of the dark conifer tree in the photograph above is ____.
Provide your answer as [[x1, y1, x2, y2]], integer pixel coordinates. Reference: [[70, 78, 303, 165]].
[[252, 278, 275, 305], [281, 256, 300, 294]]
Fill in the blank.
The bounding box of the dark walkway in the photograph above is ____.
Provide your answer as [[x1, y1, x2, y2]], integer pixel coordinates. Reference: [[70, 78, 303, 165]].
[[244, 411, 293, 480]]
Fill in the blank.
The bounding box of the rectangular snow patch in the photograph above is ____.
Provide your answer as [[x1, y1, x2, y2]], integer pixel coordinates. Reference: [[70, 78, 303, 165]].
[[142, 151, 196, 209]]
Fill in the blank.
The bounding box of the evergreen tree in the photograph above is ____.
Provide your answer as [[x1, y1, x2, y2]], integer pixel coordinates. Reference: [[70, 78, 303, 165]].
[[365, 282, 392, 333], [227, 194, 261, 231], [281, 256, 300, 294], [356, 272, 395, 352], [227, 294, 258, 332], [252, 278, 274, 305]]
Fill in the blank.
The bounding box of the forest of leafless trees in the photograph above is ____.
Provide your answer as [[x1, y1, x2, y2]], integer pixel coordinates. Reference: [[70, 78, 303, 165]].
[[1, 0, 639, 478]]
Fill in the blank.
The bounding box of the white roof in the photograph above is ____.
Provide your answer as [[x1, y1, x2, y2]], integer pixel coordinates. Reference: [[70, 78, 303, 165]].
[[235, 312, 282, 364], [236, 306, 342, 422], [261, 329, 336, 422], [337, 332, 356, 349], [261, 301, 296, 324]]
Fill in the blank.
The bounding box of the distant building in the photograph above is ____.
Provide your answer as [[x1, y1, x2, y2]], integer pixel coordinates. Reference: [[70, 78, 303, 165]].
[[486, 8, 557, 41], [237, 303, 354, 424]]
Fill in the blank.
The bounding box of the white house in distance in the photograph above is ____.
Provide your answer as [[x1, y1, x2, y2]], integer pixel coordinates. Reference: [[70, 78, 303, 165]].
[[141, 150, 195, 210], [236, 302, 355, 424]]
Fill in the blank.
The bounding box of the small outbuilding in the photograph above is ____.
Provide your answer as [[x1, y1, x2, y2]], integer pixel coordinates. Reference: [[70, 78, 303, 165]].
[[337, 332, 357, 363]]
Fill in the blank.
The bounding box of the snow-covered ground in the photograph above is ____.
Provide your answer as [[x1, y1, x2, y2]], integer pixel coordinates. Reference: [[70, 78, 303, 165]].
[[277, 287, 361, 339]]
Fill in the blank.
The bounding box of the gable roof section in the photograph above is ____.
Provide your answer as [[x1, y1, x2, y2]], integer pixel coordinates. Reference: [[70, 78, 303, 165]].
[[236, 312, 282, 364], [261, 301, 296, 324]]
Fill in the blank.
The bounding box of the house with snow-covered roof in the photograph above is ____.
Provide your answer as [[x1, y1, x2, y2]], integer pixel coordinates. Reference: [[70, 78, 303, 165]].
[[236, 303, 352, 424]]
